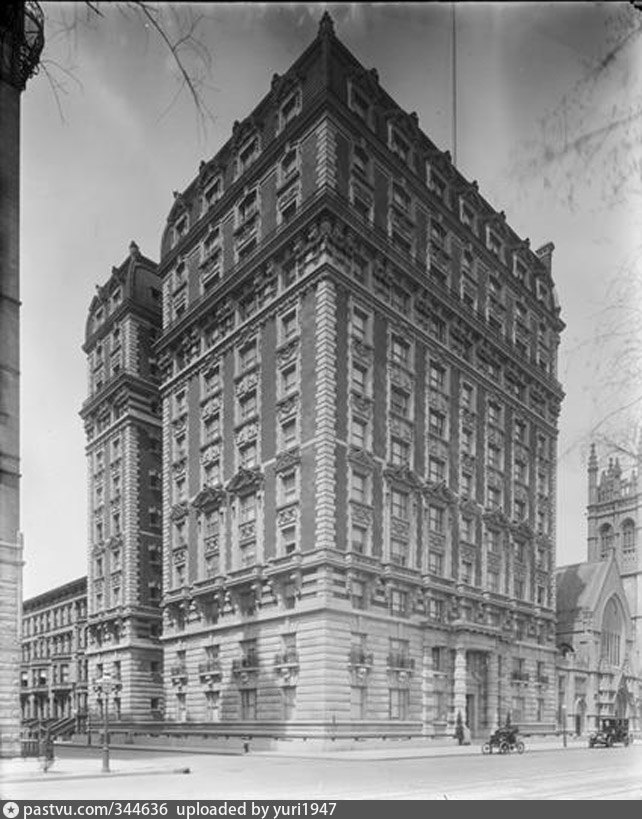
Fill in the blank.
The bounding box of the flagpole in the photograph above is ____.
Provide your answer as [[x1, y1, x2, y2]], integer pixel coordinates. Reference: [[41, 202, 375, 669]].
[[452, 1, 457, 167]]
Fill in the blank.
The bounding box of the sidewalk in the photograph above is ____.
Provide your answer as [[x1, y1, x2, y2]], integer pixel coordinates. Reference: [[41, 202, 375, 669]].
[[0, 735, 588, 783]]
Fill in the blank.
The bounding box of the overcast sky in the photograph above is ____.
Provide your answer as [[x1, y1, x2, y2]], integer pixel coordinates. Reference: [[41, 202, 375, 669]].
[[20, 2, 642, 598]]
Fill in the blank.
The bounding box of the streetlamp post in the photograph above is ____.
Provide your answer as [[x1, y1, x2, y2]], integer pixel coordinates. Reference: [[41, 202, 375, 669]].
[[94, 674, 115, 773], [562, 703, 567, 748]]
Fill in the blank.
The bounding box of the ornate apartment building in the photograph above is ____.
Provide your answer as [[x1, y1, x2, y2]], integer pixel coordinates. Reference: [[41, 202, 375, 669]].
[[80, 242, 164, 720], [555, 446, 642, 733], [20, 577, 88, 724], [154, 14, 564, 738]]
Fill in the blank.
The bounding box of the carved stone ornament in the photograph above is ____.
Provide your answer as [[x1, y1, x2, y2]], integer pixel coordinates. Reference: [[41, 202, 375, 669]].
[[512, 520, 534, 539], [350, 502, 372, 526], [275, 449, 301, 473], [235, 372, 259, 397], [424, 481, 455, 504], [235, 422, 259, 447], [172, 417, 187, 438], [276, 394, 298, 421], [348, 446, 375, 469], [200, 444, 220, 465], [226, 466, 263, 495], [277, 504, 299, 528], [277, 339, 299, 367], [172, 459, 187, 478], [192, 485, 226, 512], [350, 393, 373, 417], [390, 417, 413, 442], [459, 497, 481, 516], [201, 397, 221, 420], [172, 547, 187, 565], [384, 464, 423, 490], [170, 501, 190, 522], [391, 518, 409, 538], [483, 508, 510, 528], [388, 363, 413, 391], [352, 337, 373, 363]]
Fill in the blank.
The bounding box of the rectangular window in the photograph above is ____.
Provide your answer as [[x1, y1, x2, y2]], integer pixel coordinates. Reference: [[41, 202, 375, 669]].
[[350, 417, 367, 449], [281, 310, 298, 341], [351, 364, 368, 394], [428, 410, 446, 438], [239, 391, 257, 421], [351, 471, 368, 504], [429, 362, 446, 392], [390, 538, 408, 566], [460, 516, 474, 543], [239, 341, 258, 371], [280, 90, 300, 129], [390, 437, 410, 466], [391, 489, 409, 520], [390, 386, 410, 417], [428, 549, 444, 577], [428, 456, 446, 484], [428, 505, 444, 533], [351, 525, 367, 554], [280, 418, 297, 450], [352, 306, 369, 341], [279, 470, 297, 504], [281, 525, 297, 555], [281, 365, 297, 396], [390, 336, 411, 366], [239, 494, 256, 523]]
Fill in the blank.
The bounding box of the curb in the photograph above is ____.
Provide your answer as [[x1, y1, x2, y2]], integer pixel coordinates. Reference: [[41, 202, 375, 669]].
[[2, 766, 192, 785]]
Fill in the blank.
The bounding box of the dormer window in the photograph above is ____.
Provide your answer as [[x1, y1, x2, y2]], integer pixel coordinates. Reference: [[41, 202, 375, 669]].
[[279, 146, 299, 184], [429, 170, 447, 202], [487, 229, 502, 259], [203, 226, 221, 261], [349, 82, 371, 125], [389, 126, 410, 165], [352, 143, 370, 178], [391, 182, 411, 213], [174, 214, 188, 246], [237, 135, 260, 178], [202, 177, 222, 213], [237, 189, 259, 229], [460, 200, 475, 229], [514, 257, 528, 284], [279, 89, 301, 130]]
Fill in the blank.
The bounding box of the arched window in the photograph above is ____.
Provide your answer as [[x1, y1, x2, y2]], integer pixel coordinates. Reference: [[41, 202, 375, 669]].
[[600, 597, 623, 666], [599, 523, 614, 558], [622, 520, 636, 553]]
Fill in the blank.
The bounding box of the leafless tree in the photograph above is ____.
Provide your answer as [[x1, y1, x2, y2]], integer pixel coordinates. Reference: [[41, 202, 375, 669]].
[[39, 2, 216, 132], [511, 3, 642, 212]]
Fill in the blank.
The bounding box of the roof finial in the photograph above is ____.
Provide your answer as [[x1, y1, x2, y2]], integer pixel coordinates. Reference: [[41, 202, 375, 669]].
[[129, 240, 140, 258], [319, 11, 335, 37]]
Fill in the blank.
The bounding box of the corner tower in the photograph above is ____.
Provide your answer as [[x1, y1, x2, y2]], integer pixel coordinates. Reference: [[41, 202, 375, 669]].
[[80, 242, 164, 720]]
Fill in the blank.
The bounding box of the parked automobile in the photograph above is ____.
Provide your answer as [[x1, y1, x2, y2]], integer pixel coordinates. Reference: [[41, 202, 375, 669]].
[[588, 717, 632, 748]]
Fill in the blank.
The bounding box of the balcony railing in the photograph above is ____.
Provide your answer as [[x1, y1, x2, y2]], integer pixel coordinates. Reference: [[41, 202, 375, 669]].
[[170, 664, 188, 682], [387, 653, 415, 671], [511, 671, 530, 682], [349, 648, 373, 667], [274, 650, 299, 668], [232, 654, 259, 674], [198, 660, 222, 680], [536, 674, 549, 685]]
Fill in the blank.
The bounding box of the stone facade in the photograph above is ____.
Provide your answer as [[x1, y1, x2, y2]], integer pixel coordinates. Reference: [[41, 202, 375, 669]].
[[155, 14, 564, 738], [0, 1, 44, 757], [20, 577, 88, 724], [80, 242, 164, 720], [556, 554, 641, 734]]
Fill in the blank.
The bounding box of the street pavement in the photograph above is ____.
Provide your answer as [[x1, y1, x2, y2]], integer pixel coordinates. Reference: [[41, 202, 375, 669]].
[[2, 736, 641, 800]]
